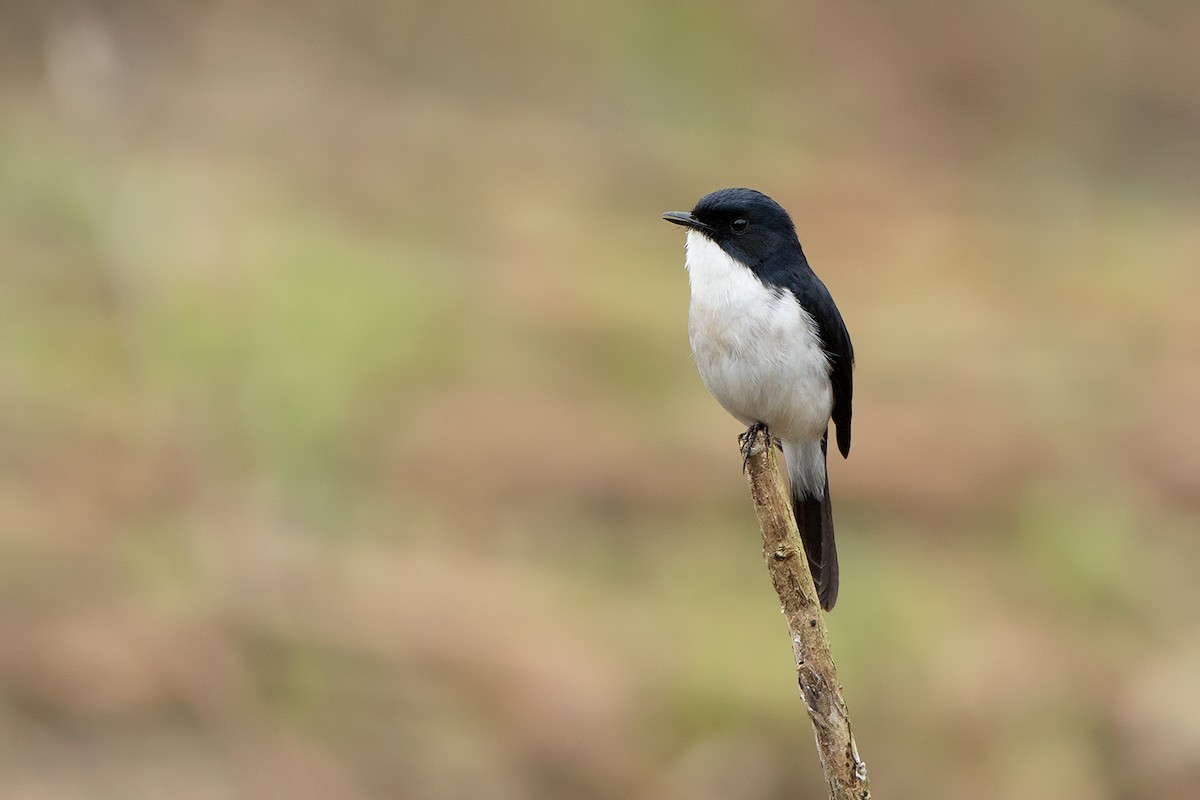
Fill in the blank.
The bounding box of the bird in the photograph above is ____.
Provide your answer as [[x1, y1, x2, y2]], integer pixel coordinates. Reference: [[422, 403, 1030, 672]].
[[663, 188, 854, 610]]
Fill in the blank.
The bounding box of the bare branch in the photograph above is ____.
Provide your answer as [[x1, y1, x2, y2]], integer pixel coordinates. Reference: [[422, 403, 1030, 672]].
[[741, 427, 871, 800]]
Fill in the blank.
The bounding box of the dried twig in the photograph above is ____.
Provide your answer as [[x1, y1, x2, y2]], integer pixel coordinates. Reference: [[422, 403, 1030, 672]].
[[740, 426, 871, 800]]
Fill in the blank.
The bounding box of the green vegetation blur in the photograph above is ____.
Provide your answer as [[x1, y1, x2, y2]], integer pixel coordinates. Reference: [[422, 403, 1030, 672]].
[[1, 2, 1198, 798]]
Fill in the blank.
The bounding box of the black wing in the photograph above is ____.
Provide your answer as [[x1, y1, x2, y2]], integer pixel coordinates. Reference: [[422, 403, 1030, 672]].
[[789, 273, 854, 458]]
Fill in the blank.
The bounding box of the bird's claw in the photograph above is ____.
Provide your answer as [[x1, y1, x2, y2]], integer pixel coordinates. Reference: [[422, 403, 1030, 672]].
[[738, 422, 770, 471]]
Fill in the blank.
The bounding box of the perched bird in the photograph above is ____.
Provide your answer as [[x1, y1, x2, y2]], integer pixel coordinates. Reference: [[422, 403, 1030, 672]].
[[663, 188, 854, 610]]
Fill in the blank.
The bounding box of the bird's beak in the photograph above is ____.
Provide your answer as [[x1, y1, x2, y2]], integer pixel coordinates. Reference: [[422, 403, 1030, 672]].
[[662, 211, 714, 234]]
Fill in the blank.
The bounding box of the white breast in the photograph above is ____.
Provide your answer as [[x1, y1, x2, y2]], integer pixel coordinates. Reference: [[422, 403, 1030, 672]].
[[684, 231, 833, 443]]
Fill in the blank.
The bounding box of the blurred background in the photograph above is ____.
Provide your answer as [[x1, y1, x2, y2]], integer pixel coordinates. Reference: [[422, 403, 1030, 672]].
[[1, 1, 1199, 798]]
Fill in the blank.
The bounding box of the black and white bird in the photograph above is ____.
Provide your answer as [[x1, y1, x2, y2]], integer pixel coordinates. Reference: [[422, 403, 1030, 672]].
[[663, 188, 854, 610]]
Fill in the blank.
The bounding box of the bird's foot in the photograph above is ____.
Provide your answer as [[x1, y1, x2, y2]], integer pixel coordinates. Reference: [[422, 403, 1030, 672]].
[[738, 422, 770, 471]]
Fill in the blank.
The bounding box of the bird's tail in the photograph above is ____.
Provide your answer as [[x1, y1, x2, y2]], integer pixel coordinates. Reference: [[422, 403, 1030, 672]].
[[782, 436, 839, 611]]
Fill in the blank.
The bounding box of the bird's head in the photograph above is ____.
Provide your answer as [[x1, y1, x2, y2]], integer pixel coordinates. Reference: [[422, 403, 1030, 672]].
[[663, 188, 802, 268]]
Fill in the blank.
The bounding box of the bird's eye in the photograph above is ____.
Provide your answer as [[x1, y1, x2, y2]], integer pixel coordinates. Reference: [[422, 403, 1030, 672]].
[[730, 218, 749, 234]]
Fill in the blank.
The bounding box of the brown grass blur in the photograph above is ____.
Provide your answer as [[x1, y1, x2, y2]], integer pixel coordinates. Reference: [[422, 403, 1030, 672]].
[[1, 2, 1198, 798]]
